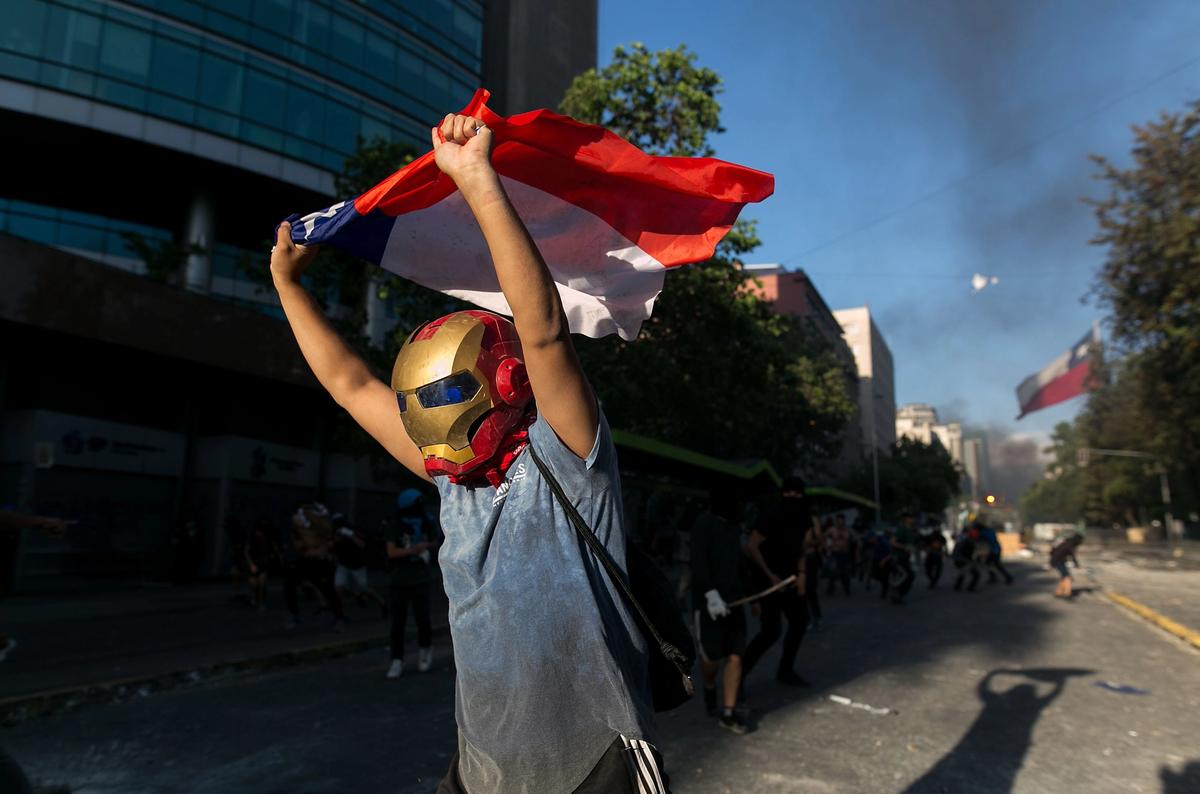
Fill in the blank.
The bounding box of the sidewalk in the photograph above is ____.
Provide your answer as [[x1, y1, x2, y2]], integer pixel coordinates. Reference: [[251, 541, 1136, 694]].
[[0, 574, 448, 721]]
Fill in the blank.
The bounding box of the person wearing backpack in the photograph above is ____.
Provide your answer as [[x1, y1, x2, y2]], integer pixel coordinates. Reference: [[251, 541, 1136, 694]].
[[270, 112, 667, 793]]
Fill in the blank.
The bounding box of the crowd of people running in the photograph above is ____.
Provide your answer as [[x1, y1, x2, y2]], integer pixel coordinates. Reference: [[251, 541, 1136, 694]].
[[669, 477, 1043, 735], [217, 474, 1084, 738], [223, 489, 441, 679]]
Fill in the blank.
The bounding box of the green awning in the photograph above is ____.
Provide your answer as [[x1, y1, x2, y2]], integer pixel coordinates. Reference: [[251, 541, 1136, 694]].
[[807, 486, 878, 510], [611, 429, 782, 486]]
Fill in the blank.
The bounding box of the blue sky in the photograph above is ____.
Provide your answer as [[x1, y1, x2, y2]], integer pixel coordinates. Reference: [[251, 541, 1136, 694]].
[[597, 0, 1200, 446]]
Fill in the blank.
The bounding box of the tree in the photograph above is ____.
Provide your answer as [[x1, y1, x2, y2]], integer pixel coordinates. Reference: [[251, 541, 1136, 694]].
[[1087, 100, 1200, 515], [560, 43, 723, 157], [840, 438, 960, 521], [562, 45, 855, 473]]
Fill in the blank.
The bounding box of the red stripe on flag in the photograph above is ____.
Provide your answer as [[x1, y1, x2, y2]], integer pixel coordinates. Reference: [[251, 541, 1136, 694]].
[[353, 89, 774, 267], [1019, 359, 1091, 417]]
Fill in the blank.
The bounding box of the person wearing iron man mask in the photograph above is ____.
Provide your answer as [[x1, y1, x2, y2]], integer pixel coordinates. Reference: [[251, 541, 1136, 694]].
[[271, 113, 667, 793]]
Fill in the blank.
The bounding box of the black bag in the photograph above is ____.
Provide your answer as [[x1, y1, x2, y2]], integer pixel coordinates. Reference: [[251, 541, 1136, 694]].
[[528, 444, 696, 712]]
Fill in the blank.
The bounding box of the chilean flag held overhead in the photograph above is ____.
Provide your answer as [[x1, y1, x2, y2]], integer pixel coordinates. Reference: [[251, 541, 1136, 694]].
[[1015, 326, 1100, 419], [288, 89, 774, 341]]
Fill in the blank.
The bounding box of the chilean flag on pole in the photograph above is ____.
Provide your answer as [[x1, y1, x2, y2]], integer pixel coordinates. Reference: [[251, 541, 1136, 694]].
[[287, 89, 773, 341], [1015, 326, 1100, 419]]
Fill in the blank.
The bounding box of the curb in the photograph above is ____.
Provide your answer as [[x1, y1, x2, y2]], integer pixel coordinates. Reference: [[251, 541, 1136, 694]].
[[0, 625, 449, 725], [1105, 590, 1200, 650]]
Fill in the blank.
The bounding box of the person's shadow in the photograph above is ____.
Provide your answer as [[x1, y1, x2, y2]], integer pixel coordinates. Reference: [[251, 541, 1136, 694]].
[[902, 667, 1094, 794], [1161, 760, 1200, 793]]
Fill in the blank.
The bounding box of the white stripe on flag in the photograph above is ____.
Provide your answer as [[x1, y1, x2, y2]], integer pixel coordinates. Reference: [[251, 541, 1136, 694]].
[[378, 176, 666, 341], [1016, 348, 1072, 406]]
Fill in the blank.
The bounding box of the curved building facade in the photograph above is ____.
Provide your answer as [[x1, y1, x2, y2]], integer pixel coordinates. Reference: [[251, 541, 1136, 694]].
[[0, 0, 595, 589]]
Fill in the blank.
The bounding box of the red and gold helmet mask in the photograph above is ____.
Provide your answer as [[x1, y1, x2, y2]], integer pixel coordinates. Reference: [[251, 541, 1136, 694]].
[[391, 311, 533, 479]]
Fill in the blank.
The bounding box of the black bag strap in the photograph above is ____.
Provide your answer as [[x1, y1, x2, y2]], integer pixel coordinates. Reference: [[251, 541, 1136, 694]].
[[526, 443, 693, 693]]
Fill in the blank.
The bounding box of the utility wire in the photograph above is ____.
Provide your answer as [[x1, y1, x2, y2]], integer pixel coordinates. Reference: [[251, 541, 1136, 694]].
[[776, 48, 1200, 268]]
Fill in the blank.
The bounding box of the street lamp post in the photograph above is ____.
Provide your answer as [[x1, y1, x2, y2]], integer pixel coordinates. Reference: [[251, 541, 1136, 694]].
[[1076, 447, 1176, 544]]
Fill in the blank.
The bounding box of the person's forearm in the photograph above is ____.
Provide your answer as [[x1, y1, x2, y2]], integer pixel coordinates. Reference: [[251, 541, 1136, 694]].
[[274, 276, 375, 404], [457, 173, 565, 349], [745, 532, 774, 580]]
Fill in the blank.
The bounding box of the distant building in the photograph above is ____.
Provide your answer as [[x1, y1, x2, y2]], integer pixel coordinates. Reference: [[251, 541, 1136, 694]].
[[962, 437, 989, 502], [896, 403, 968, 494], [0, 0, 596, 590], [833, 307, 896, 458], [742, 264, 860, 476], [896, 403, 939, 446]]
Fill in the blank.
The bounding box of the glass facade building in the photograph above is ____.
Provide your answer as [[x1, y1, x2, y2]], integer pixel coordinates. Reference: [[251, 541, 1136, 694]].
[[2, 0, 482, 174]]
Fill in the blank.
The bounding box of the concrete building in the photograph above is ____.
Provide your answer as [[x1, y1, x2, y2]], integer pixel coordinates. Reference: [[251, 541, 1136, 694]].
[[896, 402, 968, 495], [741, 264, 861, 476], [833, 307, 896, 458], [0, 0, 596, 590], [895, 403, 939, 446], [962, 437, 989, 502]]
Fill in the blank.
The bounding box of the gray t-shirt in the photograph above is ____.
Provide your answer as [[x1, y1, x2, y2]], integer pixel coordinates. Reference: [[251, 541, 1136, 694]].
[[435, 409, 655, 794]]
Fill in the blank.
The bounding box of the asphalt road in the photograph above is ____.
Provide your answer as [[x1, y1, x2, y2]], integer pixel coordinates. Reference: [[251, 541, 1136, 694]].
[[6, 562, 1199, 794]]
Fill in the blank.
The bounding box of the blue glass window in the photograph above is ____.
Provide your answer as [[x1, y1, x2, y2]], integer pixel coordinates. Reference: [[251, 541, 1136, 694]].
[[5, 0, 48, 57], [242, 68, 284, 128], [99, 22, 151, 84], [198, 50, 241, 113], [150, 36, 199, 98]]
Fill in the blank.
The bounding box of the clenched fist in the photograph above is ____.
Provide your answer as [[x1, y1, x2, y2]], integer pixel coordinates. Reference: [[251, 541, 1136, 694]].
[[431, 113, 495, 189]]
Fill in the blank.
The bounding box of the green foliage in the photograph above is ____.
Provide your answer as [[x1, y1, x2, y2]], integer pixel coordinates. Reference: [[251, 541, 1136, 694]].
[[120, 232, 205, 285], [1024, 100, 1200, 525], [560, 42, 724, 157], [562, 44, 854, 474], [839, 437, 961, 521]]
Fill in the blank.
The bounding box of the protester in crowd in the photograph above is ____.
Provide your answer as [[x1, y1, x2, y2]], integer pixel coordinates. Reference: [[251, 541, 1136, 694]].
[[223, 515, 250, 604], [244, 516, 278, 612], [889, 512, 918, 604], [1050, 533, 1085, 598], [825, 512, 853, 597], [282, 503, 345, 631], [979, 522, 1015, 585], [952, 525, 982, 592], [742, 478, 811, 688], [332, 512, 388, 618], [870, 529, 894, 598], [923, 524, 948, 590], [271, 113, 668, 791], [691, 491, 750, 734], [802, 510, 824, 629], [386, 489, 438, 678]]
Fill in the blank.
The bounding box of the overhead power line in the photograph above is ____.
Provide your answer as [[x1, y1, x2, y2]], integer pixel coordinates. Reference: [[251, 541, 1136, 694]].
[[777, 47, 1200, 267]]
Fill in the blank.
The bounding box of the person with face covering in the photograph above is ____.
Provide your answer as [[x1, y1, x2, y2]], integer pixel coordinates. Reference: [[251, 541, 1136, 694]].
[[741, 478, 812, 688], [271, 113, 666, 794]]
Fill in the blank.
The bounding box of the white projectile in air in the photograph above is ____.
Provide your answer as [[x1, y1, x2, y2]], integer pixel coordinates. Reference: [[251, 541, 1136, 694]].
[[971, 273, 1000, 294]]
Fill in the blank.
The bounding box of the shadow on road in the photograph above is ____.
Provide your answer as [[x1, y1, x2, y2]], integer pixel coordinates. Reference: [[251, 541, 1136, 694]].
[[1161, 761, 1200, 793], [900, 667, 1093, 794], [664, 564, 1071, 790]]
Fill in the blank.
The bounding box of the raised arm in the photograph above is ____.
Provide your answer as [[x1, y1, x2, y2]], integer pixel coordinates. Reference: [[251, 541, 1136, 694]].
[[270, 225, 428, 481], [430, 114, 598, 459]]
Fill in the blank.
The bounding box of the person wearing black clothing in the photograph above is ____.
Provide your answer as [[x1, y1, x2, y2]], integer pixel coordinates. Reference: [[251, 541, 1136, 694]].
[[332, 513, 387, 617], [386, 489, 439, 678], [742, 477, 811, 688], [923, 527, 948, 589], [690, 495, 749, 735], [244, 517, 278, 612], [889, 513, 918, 604], [952, 527, 982, 592]]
